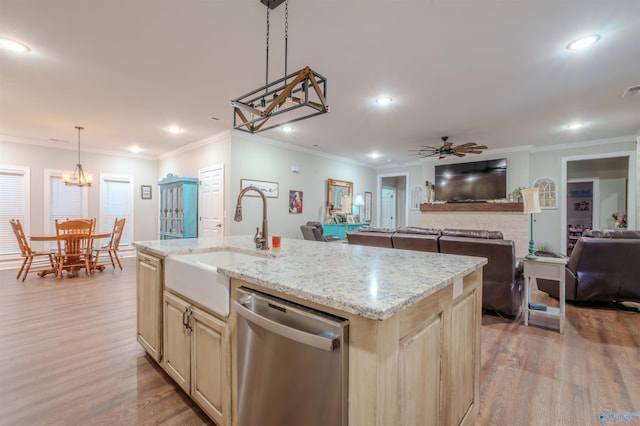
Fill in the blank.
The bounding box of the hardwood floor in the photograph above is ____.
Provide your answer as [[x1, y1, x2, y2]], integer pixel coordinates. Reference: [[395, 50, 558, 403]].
[[1, 259, 638, 425], [0, 258, 213, 426]]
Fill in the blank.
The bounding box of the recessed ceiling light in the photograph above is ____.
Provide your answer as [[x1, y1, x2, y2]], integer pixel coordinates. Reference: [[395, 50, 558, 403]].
[[281, 125, 293, 132], [376, 96, 392, 105], [129, 146, 143, 153], [167, 126, 183, 135], [567, 122, 584, 130], [0, 38, 30, 52], [370, 152, 380, 159], [567, 35, 600, 50]]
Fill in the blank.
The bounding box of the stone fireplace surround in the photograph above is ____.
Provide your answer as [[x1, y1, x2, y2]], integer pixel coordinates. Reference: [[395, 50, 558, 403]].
[[420, 202, 528, 258]]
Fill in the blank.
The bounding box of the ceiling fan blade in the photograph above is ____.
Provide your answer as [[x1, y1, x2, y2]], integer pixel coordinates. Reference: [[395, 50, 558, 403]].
[[457, 142, 476, 148], [453, 152, 466, 157], [473, 145, 488, 150], [438, 155, 446, 160]]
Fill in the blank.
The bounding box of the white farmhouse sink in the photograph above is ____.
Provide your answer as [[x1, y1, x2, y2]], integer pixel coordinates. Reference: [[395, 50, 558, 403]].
[[165, 251, 264, 317]]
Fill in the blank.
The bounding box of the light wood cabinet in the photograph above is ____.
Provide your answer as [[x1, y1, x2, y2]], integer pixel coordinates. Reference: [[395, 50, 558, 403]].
[[136, 251, 163, 362], [231, 267, 482, 426], [162, 291, 230, 426]]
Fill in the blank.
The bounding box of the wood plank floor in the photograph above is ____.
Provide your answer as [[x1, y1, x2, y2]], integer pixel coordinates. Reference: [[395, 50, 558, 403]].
[[1, 259, 638, 425]]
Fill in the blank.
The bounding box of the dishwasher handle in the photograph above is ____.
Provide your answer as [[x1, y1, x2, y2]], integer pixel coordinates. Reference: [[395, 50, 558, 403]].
[[233, 300, 338, 352]]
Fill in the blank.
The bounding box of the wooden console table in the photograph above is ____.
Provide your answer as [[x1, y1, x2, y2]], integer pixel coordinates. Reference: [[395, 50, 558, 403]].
[[323, 223, 369, 240], [523, 257, 567, 333]]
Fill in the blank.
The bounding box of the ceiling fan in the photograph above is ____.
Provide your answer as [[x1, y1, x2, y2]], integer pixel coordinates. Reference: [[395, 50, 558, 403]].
[[410, 136, 488, 159]]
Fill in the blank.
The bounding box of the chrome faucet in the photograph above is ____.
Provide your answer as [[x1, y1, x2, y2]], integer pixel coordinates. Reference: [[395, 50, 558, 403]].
[[234, 186, 269, 250]]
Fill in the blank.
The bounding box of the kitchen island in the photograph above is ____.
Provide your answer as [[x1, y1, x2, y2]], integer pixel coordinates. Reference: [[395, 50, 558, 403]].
[[134, 236, 487, 426]]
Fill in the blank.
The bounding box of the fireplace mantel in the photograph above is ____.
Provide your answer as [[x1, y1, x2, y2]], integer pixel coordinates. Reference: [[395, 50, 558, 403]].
[[420, 202, 524, 213]]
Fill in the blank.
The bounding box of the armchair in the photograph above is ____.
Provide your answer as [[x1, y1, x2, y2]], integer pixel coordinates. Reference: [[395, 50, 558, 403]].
[[303, 221, 341, 242]]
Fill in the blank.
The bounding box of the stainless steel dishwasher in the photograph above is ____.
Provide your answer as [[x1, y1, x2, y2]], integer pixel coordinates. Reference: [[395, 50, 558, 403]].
[[234, 287, 349, 426]]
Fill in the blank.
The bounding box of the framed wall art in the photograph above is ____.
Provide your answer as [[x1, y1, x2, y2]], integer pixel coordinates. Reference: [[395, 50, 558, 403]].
[[289, 190, 303, 213], [240, 179, 279, 198], [141, 185, 152, 200]]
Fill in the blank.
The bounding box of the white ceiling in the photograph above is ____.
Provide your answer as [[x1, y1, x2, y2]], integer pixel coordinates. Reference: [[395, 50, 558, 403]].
[[1, 0, 639, 166]]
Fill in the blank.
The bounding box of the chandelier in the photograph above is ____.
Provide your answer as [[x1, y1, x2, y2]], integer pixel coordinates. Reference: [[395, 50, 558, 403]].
[[63, 126, 93, 187], [231, 0, 329, 133]]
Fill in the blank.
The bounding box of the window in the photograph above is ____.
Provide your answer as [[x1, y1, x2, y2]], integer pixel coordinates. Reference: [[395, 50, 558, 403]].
[[533, 177, 557, 209], [0, 165, 29, 255], [45, 170, 89, 249], [100, 174, 133, 246]]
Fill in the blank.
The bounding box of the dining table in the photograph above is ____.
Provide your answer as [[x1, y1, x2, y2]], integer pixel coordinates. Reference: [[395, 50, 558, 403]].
[[29, 232, 112, 277]]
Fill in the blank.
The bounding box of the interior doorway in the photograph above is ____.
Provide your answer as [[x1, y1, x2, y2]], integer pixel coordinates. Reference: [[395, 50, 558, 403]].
[[566, 179, 598, 254], [198, 165, 224, 238], [380, 187, 396, 229], [561, 151, 635, 251], [377, 173, 408, 228]]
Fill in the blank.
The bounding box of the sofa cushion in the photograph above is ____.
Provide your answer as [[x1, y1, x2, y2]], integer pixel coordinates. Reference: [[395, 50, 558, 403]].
[[358, 226, 395, 233], [395, 226, 441, 235], [583, 229, 640, 239], [442, 229, 504, 239], [392, 232, 439, 252], [346, 231, 394, 248]]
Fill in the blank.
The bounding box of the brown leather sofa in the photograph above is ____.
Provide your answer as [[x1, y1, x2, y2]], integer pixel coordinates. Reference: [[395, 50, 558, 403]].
[[537, 229, 640, 302], [346, 226, 524, 316], [439, 229, 523, 316], [392, 227, 440, 252], [345, 226, 395, 248]]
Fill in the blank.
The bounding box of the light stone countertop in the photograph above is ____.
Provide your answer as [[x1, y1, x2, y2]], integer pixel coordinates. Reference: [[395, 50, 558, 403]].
[[133, 236, 487, 321]]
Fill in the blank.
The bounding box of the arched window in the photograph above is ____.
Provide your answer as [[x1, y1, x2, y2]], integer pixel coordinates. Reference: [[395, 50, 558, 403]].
[[410, 185, 424, 210], [532, 177, 557, 209]]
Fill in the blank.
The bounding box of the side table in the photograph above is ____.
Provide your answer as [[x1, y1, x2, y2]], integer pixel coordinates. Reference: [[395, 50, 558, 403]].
[[523, 257, 568, 333]]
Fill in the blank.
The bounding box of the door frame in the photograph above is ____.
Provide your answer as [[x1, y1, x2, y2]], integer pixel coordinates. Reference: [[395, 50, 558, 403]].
[[560, 151, 636, 251], [377, 172, 409, 228]]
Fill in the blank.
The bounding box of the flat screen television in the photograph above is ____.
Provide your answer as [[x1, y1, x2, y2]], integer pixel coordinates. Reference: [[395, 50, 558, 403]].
[[435, 159, 507, 201]]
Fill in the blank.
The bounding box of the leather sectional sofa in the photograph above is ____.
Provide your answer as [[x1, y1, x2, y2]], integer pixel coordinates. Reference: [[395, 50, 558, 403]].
[[347, 226, 524, 316], [537, 229, 640, 303]]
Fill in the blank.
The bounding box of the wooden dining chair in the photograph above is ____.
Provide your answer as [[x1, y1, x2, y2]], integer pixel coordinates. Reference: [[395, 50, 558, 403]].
[[9, 219, 56, 282], [54, 219, 94, 279], [92, 218, 126, 272]]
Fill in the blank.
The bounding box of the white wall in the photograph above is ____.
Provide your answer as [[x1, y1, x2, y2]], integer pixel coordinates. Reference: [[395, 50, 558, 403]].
[[229, 132, 377, 239], [0, 139, 159, 241], [599, 178, 627, 228], [531, 138, 636, 252]]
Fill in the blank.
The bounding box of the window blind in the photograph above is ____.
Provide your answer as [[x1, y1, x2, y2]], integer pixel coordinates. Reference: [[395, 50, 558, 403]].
[[101, 176, 132, 245], [0, 167, 26, 255]]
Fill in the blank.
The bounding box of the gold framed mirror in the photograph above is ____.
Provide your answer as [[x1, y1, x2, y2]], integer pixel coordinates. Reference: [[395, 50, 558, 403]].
[[327, 178, 353, 214]]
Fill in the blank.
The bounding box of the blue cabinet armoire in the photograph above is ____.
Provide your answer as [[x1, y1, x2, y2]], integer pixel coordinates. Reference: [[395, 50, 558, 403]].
[[158, 173, 198, 239]]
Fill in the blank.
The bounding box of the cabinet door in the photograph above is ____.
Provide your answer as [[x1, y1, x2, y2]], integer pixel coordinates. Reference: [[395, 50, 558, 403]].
[[191, 307, 230, 426], [162, 292, 191, 393], [398, 312, 445, 425], [136, 252, 163, 362], [450, 287, 480, 426]]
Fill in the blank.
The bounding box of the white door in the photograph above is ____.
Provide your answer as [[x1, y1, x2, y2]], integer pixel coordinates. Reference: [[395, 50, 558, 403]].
[[381, 187, 396, 229], [199, 165, 224, 238]]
